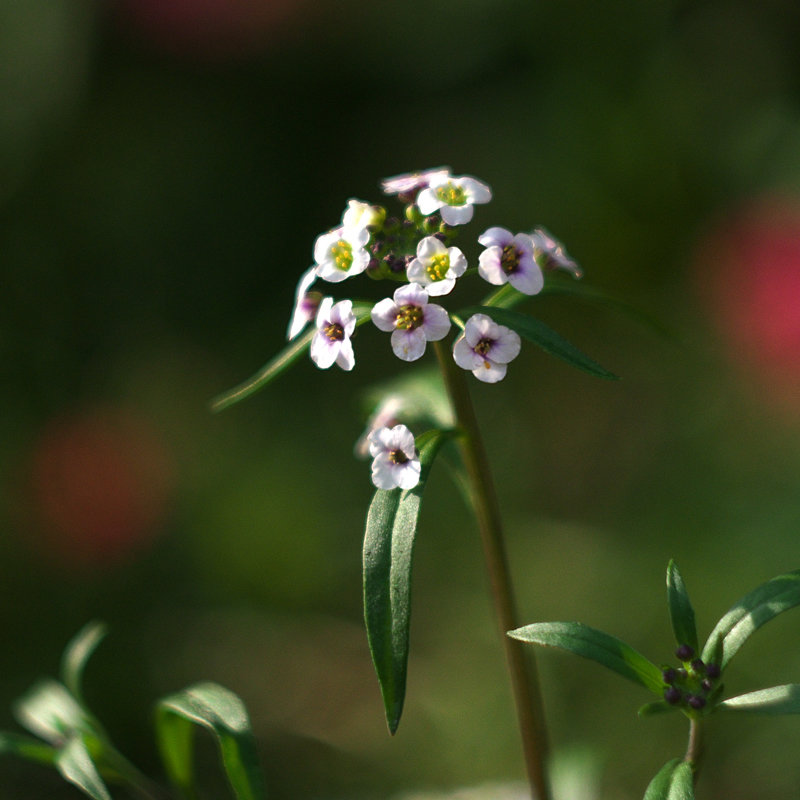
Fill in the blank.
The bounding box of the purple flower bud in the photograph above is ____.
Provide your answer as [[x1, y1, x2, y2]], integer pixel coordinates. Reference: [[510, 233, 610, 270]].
[[701, 678, 714, 692], [691, 658, 706, 674], [662, 668, 677, 684], [675, 644, 694, 661], [705, 663, 721, 679], [664, 686, 682, 705], [687, 695, 706, 710]]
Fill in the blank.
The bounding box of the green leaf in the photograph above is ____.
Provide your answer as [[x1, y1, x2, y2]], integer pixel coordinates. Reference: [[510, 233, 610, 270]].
[[508, 621, 664, 694], [156, 681, 266, 800], [666, 561, 698, 654], [61, 621, 107, 704], [719, 684, 800, 714], [638, 701, 680, 718], [55, 736, 112, 800], [459, 305, 619, 380], [701, 569, 800, 670], [363, 428, 455, 734], [13, 680, 97, 746], [211, 301, 373, 413], [0, 731, 57, 765], [643, 758, 694, 800]]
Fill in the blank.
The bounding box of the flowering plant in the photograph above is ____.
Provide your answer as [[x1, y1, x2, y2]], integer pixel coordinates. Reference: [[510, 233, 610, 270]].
[[210, 167, 618, 800]]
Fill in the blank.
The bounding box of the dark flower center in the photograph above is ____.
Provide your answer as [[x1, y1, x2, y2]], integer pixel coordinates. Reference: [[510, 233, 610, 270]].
[[323, 322, 345, 342], [395, 304, 424, 330], [501, 244, 522, 274]]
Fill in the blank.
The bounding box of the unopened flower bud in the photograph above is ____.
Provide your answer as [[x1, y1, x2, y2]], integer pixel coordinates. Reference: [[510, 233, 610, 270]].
[[687, 695, 706, 710], [705, 663, 721, 679], [664, 686, 682, 705], [662, 668, 677, 684], [701, 678, 713, 692], [691, 658, 706, 674], [675, 644, 694, 661]]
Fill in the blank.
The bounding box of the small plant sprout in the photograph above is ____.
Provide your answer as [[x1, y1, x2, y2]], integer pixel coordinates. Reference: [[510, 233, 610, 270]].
[[509, 561, 800, 799], [211, 167, 622, 800]]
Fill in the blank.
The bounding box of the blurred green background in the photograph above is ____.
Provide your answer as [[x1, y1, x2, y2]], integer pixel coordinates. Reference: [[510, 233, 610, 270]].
[[3, 1, 800, 797]]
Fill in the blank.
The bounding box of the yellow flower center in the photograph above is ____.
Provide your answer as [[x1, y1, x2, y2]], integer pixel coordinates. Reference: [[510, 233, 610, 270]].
[[426, 253, 450, 281], [475, 338, 492, 356], [389, 449, 409, 465], [435, 182, 466, 206], [501, 244, 521, 274], [323, 322, 345, 342], [332, 239, 354, 272], [395, 304, 424, 330]]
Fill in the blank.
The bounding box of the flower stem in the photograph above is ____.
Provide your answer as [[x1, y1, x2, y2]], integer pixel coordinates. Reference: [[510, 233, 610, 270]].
[[434, 341, 551, 800], [685, 717, 704, 783]]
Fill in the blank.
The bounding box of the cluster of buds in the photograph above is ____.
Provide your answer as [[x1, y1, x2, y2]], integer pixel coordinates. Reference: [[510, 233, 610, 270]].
[[662, 644, 722, 713], [286, 167, 581, 490]]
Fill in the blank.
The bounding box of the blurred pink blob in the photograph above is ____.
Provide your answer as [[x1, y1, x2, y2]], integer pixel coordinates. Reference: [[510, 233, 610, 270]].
[[24, 409, 175, 569], [116, 0, 311, 57], [697, 196, 800, 412]]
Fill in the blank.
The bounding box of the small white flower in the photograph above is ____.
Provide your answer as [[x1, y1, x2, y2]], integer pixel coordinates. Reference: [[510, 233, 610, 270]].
[[531, 227, 583, 278], [310, 297, 356, 371], [371, 283, 451, 362], [416, 173, 492, 226], [406, 236, 467, 296], [477, 226, 544, 296], [287, 267, 323, 340], [369, 424, 421, 490], [380, 167, 451, 198], [342, 199, 385, 230], [314, 225, 370, 283], [453, 313, 521, 383]]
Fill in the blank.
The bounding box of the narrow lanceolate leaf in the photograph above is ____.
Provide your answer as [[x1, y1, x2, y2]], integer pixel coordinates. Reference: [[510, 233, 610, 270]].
[[701, 569, 800, 670], [55, 736, 112, 800], [508, 622, 664, 694], [61, 621, 107, 703], [460, 305, 619, 380], [156, 682, 266, 800], [0, 731, 57, 765], [719, 684, 800, 715], [666, 561, 698, 654], [363, 429, 455, 734], [643, 759, 694, 800], [13, 680, 94, 745], [211, 301, 373, 413]]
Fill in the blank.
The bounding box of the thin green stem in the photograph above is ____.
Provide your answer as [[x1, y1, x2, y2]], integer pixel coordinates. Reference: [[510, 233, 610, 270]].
[[685, 717, 704, 784], [434, 341, 551, 800]]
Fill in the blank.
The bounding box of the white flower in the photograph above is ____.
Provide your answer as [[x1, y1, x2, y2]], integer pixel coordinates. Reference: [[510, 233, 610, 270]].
[[531, 227, 583, 279], [369, 424, 421, 490], [416, 173, 492, 226], [371, 283, 451, 362], [380, 167, 451, 198], [287, 267, 323, 340], [314, 225, 370, 283], [453, 313, 521, 383], [477, 226, 544, 296], [406, 236, 467, 296], [342, 199, 385, 230], [310, 297, 356, 370]]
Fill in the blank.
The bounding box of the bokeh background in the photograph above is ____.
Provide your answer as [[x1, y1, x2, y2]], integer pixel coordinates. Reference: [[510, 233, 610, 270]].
[[3, 1, 800, 798]]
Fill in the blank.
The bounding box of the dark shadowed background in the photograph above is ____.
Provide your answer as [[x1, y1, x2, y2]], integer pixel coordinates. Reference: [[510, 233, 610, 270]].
[[3, 1, 800, 797]]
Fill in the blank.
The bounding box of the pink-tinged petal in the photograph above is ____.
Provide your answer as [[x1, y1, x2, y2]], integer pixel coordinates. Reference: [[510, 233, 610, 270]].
[[448, 247, 468, 276], [371, 457, 399, 489], [381, 167, 450, 196], [416, 188, 442, 215], [478, 226, 513, 248], [461, 177, 492, 204], [335, 338, 355, 371], [416, 236, 446, 259], [316, 296, 334, 326], [478, 247, 506, 285], [472, 360, 507, 383], [391, 328, 427, 361], [440, 204, 474, 226], [390, 424, 417, 456], [453, 336, 484, 370], [464, 313, 497, 346], [371, 298, 399, 331], [330, 298, 354, 328], [368, 426, 396, 456], [511, 232, 535, 255], [310, 333, 338, 369], [423, 277, 456, 296], [421, 304, 451, 341], [394, 282, 429, 307], [316, 261, 350, 282], [507, 261, 544, 295], [395, 459, 421, 490], [405, 258, 427, 285], [488, 329, 521, 363]]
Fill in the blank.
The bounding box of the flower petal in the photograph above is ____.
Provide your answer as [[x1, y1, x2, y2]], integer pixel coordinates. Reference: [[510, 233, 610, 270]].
[[310, 332, 338, 369], [391, 328, 427, 361], [440, 204, 474, 226], [335, 338, 355, 371], [472, 359, 507, 383], [420, 304, 452, 341], [371, 298, 398, 331], [453, 336, 483, 370], [478, 247, 507, 286], [488, 329, 521, 364], [478, 226, 512, 248]]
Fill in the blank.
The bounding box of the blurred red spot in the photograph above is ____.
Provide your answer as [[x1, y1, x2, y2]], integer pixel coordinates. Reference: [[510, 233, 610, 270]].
[[26, 409, 174, 569], [697, 196, 800, 413], [116, 0, 310, 57]]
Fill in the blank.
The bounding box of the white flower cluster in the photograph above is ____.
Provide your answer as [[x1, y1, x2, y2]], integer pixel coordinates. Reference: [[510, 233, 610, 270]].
[[285, 168, 581, 489]]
